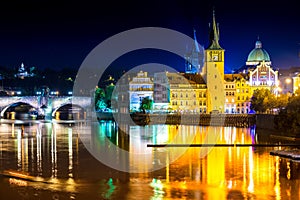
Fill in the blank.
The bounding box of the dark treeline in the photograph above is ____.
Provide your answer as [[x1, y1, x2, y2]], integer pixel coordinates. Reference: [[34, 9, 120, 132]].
[[0, 65, 77, 95]]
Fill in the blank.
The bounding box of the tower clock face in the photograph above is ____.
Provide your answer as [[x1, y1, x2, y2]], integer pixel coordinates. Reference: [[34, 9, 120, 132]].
[[212, 54, 218, 61]]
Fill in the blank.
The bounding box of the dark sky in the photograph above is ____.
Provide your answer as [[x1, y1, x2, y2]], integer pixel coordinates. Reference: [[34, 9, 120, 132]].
[[0, 0, 299, 73]]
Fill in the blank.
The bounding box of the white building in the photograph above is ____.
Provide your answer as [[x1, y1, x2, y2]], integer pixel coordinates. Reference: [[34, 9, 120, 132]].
[[129, 71, 153, 112]]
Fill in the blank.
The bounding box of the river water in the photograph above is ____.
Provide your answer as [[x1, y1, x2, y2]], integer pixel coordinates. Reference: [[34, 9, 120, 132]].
[[0, 120, 299, 200]]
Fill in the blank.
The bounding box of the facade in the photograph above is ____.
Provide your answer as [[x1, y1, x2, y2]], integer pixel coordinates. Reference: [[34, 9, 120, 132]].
[[153, 72, 207, 113], [293, 73, 300, 93], [15, 63, 35, 79], [242, 40, 279, 90], [128, 71, 153, 112], [278, 67, 300, 94]]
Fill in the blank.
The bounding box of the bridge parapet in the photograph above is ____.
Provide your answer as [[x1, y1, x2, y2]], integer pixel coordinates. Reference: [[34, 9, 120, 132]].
[[0, 96, 92, 111]]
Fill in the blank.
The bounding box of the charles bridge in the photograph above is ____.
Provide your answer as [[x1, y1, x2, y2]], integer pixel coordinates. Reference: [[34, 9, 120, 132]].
[[0, 96, 92, 120]]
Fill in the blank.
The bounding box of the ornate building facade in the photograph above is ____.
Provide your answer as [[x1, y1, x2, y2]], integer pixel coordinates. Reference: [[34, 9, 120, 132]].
[[129, 71, 153, 112]]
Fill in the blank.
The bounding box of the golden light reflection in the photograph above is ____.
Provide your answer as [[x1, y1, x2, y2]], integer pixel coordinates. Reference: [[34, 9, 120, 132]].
[[36, 125, 42, 175], [51, 124, 57, 178], [287, 161, 291, 180], [248, 147, 254, 193], [274, 156, 281, 200], [68, 128, 73, 178]]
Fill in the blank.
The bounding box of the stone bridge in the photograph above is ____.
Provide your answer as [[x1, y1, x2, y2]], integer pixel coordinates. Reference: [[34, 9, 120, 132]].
[[0, 96, 92, 119]]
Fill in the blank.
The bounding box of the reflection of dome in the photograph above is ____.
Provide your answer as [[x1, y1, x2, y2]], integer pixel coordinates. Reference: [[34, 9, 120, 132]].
[[247, 40, 270, 62]]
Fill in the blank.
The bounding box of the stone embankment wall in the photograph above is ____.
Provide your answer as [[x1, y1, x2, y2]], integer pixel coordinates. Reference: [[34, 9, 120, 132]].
[[255, 114, 276, 131]]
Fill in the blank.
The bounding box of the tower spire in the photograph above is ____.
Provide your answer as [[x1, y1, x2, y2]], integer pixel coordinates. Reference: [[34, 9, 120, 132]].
[[207, 9, 222, 50], [193, 28, 200, 52]]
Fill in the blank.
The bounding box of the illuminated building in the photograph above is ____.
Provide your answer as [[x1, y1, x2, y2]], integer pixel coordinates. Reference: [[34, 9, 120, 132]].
[[293, 73, 300, 93], [240, 39, 278, 90], [153, 72, 207, 113], [202, 10, 225, 113], [14, 63, 35, 79], [129, 71, 153, 112], [121, 11, 283, 114], [184, 29, 204, 74]]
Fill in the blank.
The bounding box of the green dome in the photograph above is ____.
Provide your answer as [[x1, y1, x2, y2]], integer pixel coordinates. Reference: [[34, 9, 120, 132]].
[[247, 40, 270, 62]]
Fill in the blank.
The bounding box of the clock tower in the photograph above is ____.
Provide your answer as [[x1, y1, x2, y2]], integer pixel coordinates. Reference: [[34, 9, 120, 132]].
[[202, 10, 225, 113]]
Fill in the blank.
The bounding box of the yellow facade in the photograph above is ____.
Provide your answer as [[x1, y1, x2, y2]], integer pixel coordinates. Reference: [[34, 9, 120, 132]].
[[204, 49, 225, 113], [169, 83, 207, 113], [293, 74, 300, 93]]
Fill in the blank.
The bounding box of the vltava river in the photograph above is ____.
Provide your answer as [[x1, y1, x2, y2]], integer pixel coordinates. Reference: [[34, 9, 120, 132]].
[[0, 121, 299, 199]]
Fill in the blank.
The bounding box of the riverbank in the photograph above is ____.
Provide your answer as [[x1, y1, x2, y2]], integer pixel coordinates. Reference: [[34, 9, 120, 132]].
[[255, 114, 300, 141], [113, 113, 256, 127]]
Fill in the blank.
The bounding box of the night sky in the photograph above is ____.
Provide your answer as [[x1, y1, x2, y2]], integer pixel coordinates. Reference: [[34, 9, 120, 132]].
[[0, 0, 299, 74]]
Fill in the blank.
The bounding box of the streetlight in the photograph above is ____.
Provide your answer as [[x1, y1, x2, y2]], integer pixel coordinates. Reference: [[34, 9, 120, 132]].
[[285, 78, 292, 84]]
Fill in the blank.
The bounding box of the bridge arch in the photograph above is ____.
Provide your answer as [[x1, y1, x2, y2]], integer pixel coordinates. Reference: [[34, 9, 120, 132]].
[[0, 102, 38, 119], [52, 103, 85, 120]]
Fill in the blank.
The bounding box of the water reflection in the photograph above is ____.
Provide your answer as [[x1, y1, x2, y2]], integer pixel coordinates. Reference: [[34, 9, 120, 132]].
[[0, 121, 299, 199]]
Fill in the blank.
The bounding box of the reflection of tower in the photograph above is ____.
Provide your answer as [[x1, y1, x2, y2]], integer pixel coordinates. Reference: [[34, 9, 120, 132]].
[[185, 29, 204, 74], [117, 123, 130, 182]]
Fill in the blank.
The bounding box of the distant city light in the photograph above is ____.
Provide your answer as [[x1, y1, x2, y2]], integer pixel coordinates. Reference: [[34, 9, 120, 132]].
[[51, 91, 59, 95]]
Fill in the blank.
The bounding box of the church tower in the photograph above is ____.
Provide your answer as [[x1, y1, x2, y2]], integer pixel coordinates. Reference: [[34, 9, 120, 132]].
[[203, 10, 225, 113], [184, 29, 204, 74]]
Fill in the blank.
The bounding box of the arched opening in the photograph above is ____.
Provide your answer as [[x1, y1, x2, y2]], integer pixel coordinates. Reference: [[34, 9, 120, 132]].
[[1, 102, 38, 120], [52, 104, 85, 120]]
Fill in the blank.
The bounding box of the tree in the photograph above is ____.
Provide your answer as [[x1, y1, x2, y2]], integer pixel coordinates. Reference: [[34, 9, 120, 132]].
[[275, 93, 289, 109], [277, 94, 300, 133], [250, 88, 276, 113], [139, 97, 153, 113], [105, 84, 115, 108], [94, 87, 106, 111]]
